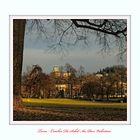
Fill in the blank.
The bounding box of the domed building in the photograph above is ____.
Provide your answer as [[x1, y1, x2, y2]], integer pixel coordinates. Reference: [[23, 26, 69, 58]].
[[52, 65, 61, 77]]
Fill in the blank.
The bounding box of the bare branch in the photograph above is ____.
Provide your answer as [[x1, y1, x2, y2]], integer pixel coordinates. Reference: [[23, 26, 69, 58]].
[[71, 19, 127, 37], [59, 22, 73, 43]]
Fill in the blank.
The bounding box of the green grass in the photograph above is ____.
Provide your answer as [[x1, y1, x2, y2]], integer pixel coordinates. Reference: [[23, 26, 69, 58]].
[[22, 98, 127, 109]]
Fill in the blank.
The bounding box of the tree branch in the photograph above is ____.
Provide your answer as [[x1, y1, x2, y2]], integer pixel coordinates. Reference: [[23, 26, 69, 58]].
[[73, 19, 108, 28], [71, 19, 126, 37], [59, 23, 73, 43]]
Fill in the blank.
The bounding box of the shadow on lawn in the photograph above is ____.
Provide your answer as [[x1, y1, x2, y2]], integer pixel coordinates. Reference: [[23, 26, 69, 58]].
[[13, 107, 127, 121]]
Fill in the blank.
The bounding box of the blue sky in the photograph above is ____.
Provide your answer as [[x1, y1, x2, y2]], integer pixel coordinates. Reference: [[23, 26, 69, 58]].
[[22, 20, 126, 74]]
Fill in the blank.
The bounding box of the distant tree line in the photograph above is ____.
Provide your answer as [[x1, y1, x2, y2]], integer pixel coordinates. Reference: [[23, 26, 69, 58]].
[[21, 64, 127, 102], [80, 65, 127, 101]]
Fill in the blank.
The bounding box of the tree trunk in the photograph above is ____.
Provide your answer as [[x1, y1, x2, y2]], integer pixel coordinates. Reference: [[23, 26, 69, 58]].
[[13, 19, 26, 109], [13, 19, 26, 96]]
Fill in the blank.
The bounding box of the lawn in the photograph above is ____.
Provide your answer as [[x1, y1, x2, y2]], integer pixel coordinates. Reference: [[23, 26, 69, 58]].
[[13, 98, 127, 121], [22, 98, 127, 109]]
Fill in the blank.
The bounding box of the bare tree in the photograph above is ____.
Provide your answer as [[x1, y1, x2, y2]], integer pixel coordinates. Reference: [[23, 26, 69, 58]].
[[78, 65, 85, 77], [64, 63, 77, 98]]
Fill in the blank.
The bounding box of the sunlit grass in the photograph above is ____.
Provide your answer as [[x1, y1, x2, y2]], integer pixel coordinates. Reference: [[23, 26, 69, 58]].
[[22, 98, 127, 109]]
